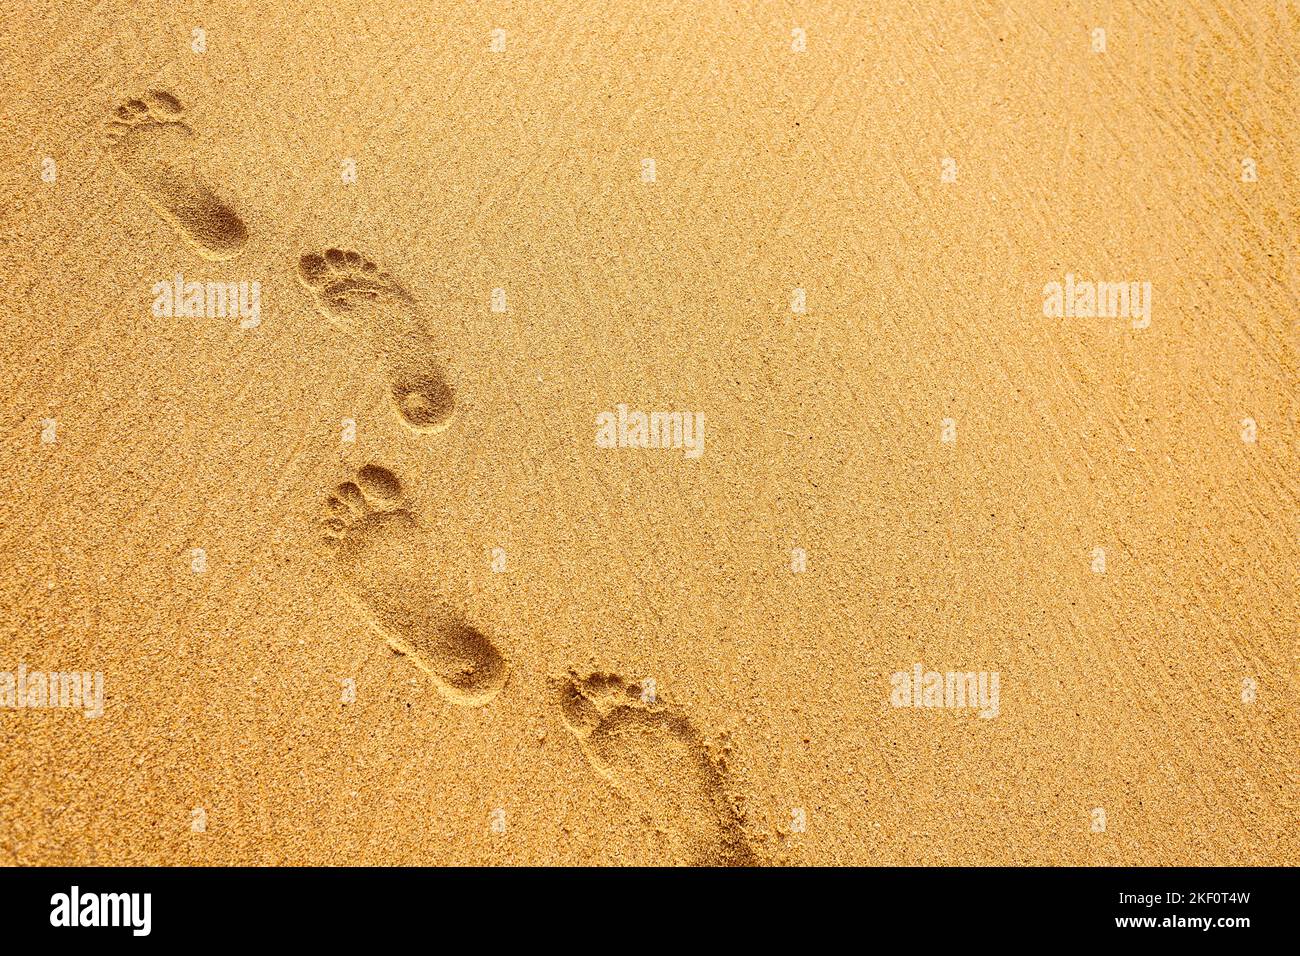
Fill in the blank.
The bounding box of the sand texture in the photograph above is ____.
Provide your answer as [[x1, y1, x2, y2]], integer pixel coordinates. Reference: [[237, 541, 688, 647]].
[[0, 1, 1296, 865]]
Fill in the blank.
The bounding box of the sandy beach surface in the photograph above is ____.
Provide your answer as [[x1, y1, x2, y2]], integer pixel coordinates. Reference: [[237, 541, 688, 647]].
[[1, 0, 1296, 866]]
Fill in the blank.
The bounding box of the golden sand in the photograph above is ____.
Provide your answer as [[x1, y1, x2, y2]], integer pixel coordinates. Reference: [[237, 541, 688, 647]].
[[0, 1, 1296, 865]]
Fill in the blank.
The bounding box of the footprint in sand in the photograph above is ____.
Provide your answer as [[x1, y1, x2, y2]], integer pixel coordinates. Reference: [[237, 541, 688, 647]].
[[554, 671, 756, 866], [320, 464, 507, 706], [102, 90, 248, 260], [298, 248, 455, 434]]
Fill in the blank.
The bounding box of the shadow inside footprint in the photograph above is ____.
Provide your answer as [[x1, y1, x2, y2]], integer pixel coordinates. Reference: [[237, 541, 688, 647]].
[[103, 90, 248, 260], [298, 249, 455, 434], [322, 464, 507, 706], [554, 671, 756, 866], [388, 367, 455, 432]]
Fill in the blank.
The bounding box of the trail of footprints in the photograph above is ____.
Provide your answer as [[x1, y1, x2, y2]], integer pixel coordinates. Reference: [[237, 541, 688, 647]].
[[106, 88, 757, 865], [320, 466, 756, 864]]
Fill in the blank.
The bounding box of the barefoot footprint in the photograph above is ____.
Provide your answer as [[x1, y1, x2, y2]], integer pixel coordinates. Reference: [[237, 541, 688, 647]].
[[554, 671, 756, 865], [103, 90, 249, 260], [320, 464, 507, 706], [298, 249, 455, 434]]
